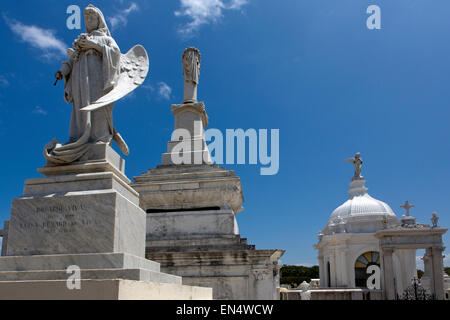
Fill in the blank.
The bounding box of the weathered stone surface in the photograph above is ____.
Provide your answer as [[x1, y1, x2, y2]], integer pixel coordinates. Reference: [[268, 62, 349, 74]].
[[133, 164, 244, 214], [0, 253, 159, 272], [280, 288, 383, 300], [147, 209, 239, 239], [147, 235, 254, 253], [39, 143, 129, 183], [8, 148, 146, 258], [24, 172, 138, 204], [0, 279, 212, 300], [162, 102, 211, 165], [147, 249, 284, 300], [7, 191, 145, 257], [0, 267, 181, 284], [1, 142, 212, 300]]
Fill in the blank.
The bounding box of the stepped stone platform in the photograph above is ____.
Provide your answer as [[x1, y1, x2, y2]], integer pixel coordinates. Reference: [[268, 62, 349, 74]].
[[0, 145, 212, 300], [132, 163, 284, 300]]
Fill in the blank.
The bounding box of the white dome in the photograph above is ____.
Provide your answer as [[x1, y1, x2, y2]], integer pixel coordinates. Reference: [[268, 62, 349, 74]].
[[325, 178, 398, 234]]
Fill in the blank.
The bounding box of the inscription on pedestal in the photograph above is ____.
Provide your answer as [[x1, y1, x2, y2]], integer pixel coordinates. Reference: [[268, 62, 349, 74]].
[[6, 194, 117, 256], [18, 203, 97, 234]]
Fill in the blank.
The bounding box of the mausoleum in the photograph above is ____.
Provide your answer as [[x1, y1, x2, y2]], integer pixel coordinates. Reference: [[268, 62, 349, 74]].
[[314, 153, 447, 299]]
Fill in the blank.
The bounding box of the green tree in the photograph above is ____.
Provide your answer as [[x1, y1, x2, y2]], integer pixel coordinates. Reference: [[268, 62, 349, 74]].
[[280, 265, 319, 287]]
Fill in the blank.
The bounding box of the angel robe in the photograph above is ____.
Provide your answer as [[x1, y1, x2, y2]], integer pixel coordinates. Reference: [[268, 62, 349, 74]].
[[60, 30, 121, 144]]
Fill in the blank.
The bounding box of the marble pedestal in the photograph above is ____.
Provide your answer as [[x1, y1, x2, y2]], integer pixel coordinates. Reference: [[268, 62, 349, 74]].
[[133, 164, 244, 214], [132, 163, 284, 300], [0, 144, 212, 300], [162, 102, 212, 165]]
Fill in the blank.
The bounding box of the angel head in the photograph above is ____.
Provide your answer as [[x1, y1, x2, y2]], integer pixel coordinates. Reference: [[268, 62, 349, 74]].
[[84, 4, 110, 35]]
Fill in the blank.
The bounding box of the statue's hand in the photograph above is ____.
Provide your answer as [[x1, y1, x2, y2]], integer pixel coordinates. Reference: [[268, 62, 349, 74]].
[[55, 71, 63, 81], [78, 38, 101, 51]]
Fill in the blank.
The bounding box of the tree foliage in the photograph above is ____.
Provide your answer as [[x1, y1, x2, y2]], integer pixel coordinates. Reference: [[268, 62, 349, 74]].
[[280, 265, 319, 287]]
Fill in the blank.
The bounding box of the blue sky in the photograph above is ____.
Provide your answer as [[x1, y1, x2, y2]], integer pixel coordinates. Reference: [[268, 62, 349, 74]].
[[0, 0, 449, 267]]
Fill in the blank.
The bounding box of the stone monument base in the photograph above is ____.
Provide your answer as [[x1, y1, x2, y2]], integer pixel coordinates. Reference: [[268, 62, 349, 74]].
[[0, 252, 211, 300], [133, 163, 284, 300], [145, 209, 284, 300], [147, 244, 283, 300], [133, 164, 244, 214], [0, 279, 211, 300], [0, 145, 212, 300]]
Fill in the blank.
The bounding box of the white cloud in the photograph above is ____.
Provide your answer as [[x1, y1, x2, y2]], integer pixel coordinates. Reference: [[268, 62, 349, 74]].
[[0, 75, 8, 87], [416, 252, 450, 270], [141, 82, 172, 101], [175, 0, 249, 36], [158, 82, 172, 100], [108, 2, 139, 30], [33, 106, 47, 116], [4, 16, 67, 58]]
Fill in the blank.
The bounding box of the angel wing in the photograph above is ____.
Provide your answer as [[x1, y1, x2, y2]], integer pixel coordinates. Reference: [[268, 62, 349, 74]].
[[81, 45, 149, 112]]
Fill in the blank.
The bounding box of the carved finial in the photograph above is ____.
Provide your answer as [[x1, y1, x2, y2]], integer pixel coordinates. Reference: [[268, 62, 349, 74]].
[[400, 200, 414, 217], [182, 47, 201, 104], [431, 212, 439, 228], [344, 152, 363, 180], [318, 232, 324, 242]]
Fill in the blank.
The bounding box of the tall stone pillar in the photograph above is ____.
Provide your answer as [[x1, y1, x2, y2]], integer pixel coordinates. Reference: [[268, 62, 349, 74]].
[[423, 248, 433, 278], [161, 47, 211, 166], [329, 251, 336, 287], [132, 48, 284, 300], [340, 248, 349, 287], [420, 248, 433, 292], [318, 254, 325, 288], [431, 246, 445, 300], [382, 247, 395, 300]]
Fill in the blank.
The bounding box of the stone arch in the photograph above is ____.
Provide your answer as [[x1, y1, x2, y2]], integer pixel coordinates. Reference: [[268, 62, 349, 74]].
[[347, 245, 379, 287], [354, 251, 381, 288], [350, 245, 380, 266]]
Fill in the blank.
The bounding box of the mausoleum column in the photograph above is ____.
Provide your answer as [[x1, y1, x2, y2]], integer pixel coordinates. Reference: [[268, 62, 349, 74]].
[[341, 249, 349, 287], [431, 246, 445, 300], [381, 247, 395, 300], [423, 248, 433, 278], [318, 254, 325, 288], [329, 251, 336, 287]]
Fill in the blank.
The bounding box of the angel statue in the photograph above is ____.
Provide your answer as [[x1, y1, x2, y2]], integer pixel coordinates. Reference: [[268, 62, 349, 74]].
[[45, 4, 149, 164], [345, 152, 363, 180]]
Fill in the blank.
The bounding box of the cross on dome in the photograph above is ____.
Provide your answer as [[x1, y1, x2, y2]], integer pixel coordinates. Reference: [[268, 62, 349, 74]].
[[400, 200, 414, 217]]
